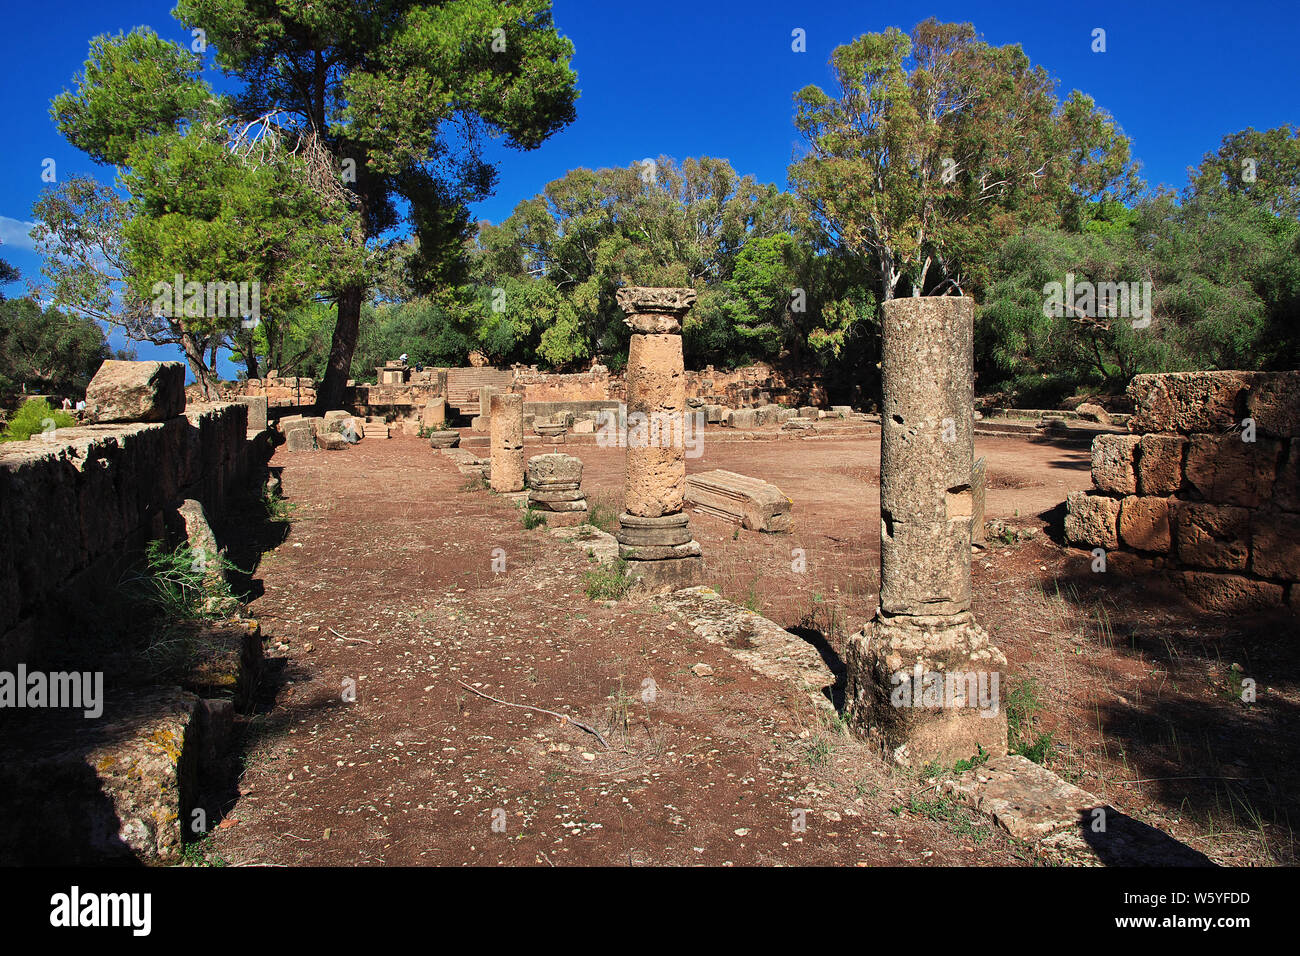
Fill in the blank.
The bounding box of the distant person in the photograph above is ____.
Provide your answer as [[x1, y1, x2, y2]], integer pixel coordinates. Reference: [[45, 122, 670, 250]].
[[61, 397, 72, 412], [75, 400, 86, 413], [399, 352, 408, 364]]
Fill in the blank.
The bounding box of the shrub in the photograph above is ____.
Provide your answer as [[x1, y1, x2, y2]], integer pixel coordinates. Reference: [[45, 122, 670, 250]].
[[1, 398, 76, 442]]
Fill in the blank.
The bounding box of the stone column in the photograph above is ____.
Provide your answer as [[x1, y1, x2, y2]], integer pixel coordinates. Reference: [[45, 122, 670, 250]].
[[845, 296, 1007, 766], [489, 392, 524, 493], [615, 287, 702, 589]]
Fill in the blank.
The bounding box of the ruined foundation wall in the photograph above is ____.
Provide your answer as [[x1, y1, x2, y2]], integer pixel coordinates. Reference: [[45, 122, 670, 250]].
[[0, 402, 256, 663], [1064, 370, 1300, 613]]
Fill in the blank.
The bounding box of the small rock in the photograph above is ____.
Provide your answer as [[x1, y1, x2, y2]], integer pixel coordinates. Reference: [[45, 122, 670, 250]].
[[691, 663, 714, 678]]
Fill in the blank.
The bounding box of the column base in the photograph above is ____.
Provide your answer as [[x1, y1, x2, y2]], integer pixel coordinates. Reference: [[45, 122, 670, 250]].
[[844, 612, 1008, 768], [623, 554, 703, 591]]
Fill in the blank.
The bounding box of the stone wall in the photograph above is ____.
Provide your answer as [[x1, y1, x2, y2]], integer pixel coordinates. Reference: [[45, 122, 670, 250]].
[[232, 374, 317, 408], [1064, 370, 1300, 613], [0, 401, 258, 664]]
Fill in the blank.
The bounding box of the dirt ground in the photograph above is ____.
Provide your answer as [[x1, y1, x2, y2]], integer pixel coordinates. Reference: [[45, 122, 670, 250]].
[[203, 428, 1298, 866]]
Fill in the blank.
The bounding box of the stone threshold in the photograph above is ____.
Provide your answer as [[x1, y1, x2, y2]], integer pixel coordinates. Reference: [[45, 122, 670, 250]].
[[940, 754, 1214, 866]]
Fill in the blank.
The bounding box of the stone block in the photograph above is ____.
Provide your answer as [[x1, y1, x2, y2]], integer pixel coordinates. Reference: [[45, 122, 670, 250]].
[[234, 395, 268, 431], [527, 453, 583, 486], [1244, 370, 1300, 438], [1277, 441, 1300, 512], [1091, 433, 1141, 495], [1183, 434, 1281, 507], [1119, 496, 1171, 553], [86, 360, 186, 423], [727, 408, 759, 429], [684, 469, 793, 533], [1171, 571, 1285, 614], [1136, 434, 1186, 496], [1064, 492, 1120, 550], [1251, 511, 1300, 581], [1171, 501, 1249, 570], [1128, 371, 1258, 434]]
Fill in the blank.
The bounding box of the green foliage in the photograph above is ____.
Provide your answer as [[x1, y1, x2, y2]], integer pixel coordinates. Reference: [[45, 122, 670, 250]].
[[790, 18, 1140, 302], [1, 399, 77, 442], [521, 505, 547, 530], [122, 539, 239, 623], [583, 559, 633, 601], [0, 297, 111, 396], [1188, 124, 1300, 218]]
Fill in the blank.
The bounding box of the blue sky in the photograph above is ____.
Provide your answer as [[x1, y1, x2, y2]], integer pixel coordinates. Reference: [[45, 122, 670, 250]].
[[2, 0, 1296, 377]]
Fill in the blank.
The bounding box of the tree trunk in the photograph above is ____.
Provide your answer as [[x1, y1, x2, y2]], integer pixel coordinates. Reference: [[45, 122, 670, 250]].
[[317, 285, 363, 412], [180, 332, 220, 401]]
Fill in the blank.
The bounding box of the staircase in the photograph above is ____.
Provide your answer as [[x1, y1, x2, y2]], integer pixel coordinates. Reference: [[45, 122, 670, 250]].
[[445, 368, 514, 420]]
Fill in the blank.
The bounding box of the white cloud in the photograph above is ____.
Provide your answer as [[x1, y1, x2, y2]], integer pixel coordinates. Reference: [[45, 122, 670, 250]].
[[0, 216, 40, 253]]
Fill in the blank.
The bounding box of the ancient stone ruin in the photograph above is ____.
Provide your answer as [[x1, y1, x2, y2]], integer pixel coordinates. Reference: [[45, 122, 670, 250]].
[[488, 392, 525, 493], [844, 297, 1008, 766], [526, 453, 588, 526], [614, 287, 703, 589], [1066, 370, 1300, 613]]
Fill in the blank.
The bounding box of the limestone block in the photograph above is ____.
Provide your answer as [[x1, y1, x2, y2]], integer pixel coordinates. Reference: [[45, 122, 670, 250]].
[[1171, 501, 1249, 570], [527, 453, 583, 486], [86, 360, 186, 423], [1119, 496, 1171, 553], [234, 395, 268, 431], [1183, 434, 1281, 507], [1171, 571, 1285, 614], [1136, 434, 1186, 496], [684, 469, 793, 533], [1250, 511, 1300, 581], [1244, 370, 1300, 438], [1091, 434, 1141, 495], [1128, 371, 1259, 434], [727, 408, 759, 429], [971, 456, 987, 547], [1064, 492, 1120, 550]]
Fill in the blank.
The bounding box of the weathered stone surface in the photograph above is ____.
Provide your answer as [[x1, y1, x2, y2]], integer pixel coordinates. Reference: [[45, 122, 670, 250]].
[[234, 395, 268, 431], [1128, 370, 1258, 434], [684, 469, 793, 533], [535, 498, 587, 513], [1277, 441, 1300, 512], [1183, 434, 1281, 507], [1136, 434, 1186, 496], [0, 688, 201, 864], [660, 586, 835, 711], [319, 432, 348, 451], [527, 453, 583, 486], [1171, 501, 1250, 570], [489, 393, 524, 448], [704, 404, 726, 424], [1091, 433, 1141, 495], [615, 286, 696, 334], [971, 456, 987, 547], [1075, 402, 1111, 426], [528, 487, 586, 504], [489, 393, 524, 493], [624, 335, 687, 518], [86, 360, 186, 423], [1244, 370, 1300, 438], [943, 754, 1102, 840], [422, 397, 447, 429], [283, 422, 316, 452], [1064, 492, 1121, 550], [618, 539, 703, 561], [427, 429, 460, 448], [1251, 511, 1300, 581], [845, 613, 1008, 767], [625, 554, 703, 590], [1119, 496, 1171, 553], [726, 408, 759, 429], [1171, 571, 1285, 613], [877, 297, 977, 618]]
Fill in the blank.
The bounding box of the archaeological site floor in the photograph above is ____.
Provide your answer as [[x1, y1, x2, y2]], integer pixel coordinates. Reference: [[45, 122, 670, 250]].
[[204, 433, 1298, 866]]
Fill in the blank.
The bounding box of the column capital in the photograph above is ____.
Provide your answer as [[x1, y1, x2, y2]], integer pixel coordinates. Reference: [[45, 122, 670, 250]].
[[617, 286, 696, 334]]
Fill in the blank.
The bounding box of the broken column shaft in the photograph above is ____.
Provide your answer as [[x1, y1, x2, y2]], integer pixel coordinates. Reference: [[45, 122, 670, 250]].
[[615, 287, 702, 589], [846, 296, 1006, 766], [489, 392, 524, 493]]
